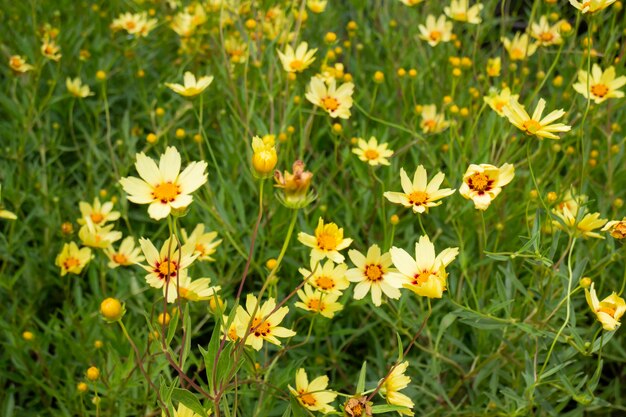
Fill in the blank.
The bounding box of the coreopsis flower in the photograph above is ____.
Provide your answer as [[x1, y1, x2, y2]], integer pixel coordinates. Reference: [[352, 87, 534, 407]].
[[585, 282, 626, 331], [444, 0, 483, 24], [305, 76, 355, 119], [418, 15, 453, 46], [501, 33, 538, 61], [224, 36, 248, 64], [352, 137, 394, 166], [569, 0, 616, 13], [170, 5, 206, 37], [165, 71, 214, 97], [420, 104, 449, 134], [41, 37, 61, 61], [235, 294, 296, 350], [78, 221, 122, 249], [105, 236, 144, 268], [459, 163, 515, 210], [307, 0, 328, 13], [9, 55, 34, 73], [274, 160, 315, 208], [277, 42, 317, 73], [295, 284, 344, 318], [573, 64, 626, 104], [486, 57, 501, 77], [176, 276, 221, 302], [502, 98, 571, 139], [78, 198, 120, 226], [346, 245, 405, 306], [251, 135, 278, 177], [138, 237, 197, 302], [66, 77, 93, 98], [111, 12, 157, 37], [379, 361, 414, 416], [119, 146, 208, 220], [390, 235, 459, 299], [298, 218, 353, 263], [181, 224, 222, 261], [530, 16, 563, 47], [289, 369, 337, 414], [602, 217, 626, 239], [299, 259, 350, 294], [56, 242, 92, 276], [483, 87, 519, 117], [552, 197, 607, 239], [384, 166, 455, 214]]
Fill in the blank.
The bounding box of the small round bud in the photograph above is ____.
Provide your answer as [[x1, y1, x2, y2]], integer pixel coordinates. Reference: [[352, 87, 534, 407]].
[[332, 123, 343, 134], [373, 71, 384, 83], [175, 128, 185, 139], [390, 214, 400, 225], [324, 32, 337, 43], [408, 69, 417, 78], [155, 107, 165, 117], [94, 340, 103, 349], [86, 366, 100, 381], [61, 222, 74, 235], [397, 68, 406, 77], [580, 277, 592, 288], [100, 298, 124, 322], [22, 331, 34, 341], [529, 190, 538, 199], [266, 258, 278, 269], [146, 133, 157, 144], [77, 382, 89, 393], [96, 70, 107, 81], [158, 312, 170, 326], [546, 192, 557, 202]]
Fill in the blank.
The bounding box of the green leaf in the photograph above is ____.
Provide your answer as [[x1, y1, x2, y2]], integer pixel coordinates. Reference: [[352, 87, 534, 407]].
[[171, 388, 208, 417], [371, 404, 411, 414], [356, 361, 367, 394]]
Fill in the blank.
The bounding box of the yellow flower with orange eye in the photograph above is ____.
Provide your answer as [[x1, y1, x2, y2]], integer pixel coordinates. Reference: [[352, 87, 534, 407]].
[[502, 98, 571, 139], [551, 195, 608, 239], [78, 198, 120, 226], [379, 361, 415, 416], [289, 369, 337, 414], [501, 33, 538, 61], [484, 88, 519, 117], [602, 217, 626, 239], [104, 236, 144, 268], [235, 294, 296, 351], [277, 42, 317, 73], [530, 15, 563, 47], [352, 137, 394, 166], [66, 77, 94, 98], [573, 64, 626, 104], [175, 275, 221, 302], [459, 163, 515, 210], [295, 284, 344, 318], [41, 37, 62, 61], [181, 223, 222, 262], [165, 71, 214, 98], [299, 258, 349, 294], [418, 15, 453, 47], [569, 0, 616, 13], [585, 282, 626, 331], [9, 55, 34, 73], [78, 220, 122, 249], [305, 76, 355, 119], [384, 166, 455, 214], [298, 218, 353, 263], [55, 242, 92, 276], [420, 104, 449, 134], [486, 57, 501, 77]]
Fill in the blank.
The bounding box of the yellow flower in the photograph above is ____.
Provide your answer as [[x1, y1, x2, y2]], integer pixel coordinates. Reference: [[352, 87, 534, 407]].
[[459, 163, 515, 210], [352, 137, 394, 166], [483, 87, 519, 117], [299, 258, 350, 294], [9, 55, 34, 73], [251, 135, 278, 177], [602, 217, 626, 239], [119, 146, 208, 220], [66, 77, 94, 98], [100, 297, 125, 322], [573, 64, 626, 104], [486, 57, 501, 77], [176, 276, 221, 302], [182, 224, 222, 261], [530, 16, 563, 47], [235, 294, 296, 350], [569, 0, 616, 13], [288, 369, 337, 414], [78, 220, 122, 249], [391, 235, 458, 299], [224, 36, 248, 64], [418, 15, 454, 46], [502, 98, 571, 139], [274, 160, 315, 208], [138, 237, 198, 302], [585, 282, 626, 331], [78, 198, 120, 226], [170, 403, 205, 417], [104, 236, 145, 268], [170, 5, 206, 37], [295, 284, 344, 318], [277, 42, 317, 73], [384, 166, 455, 214], [41, 37, 62, 61], [56, 242, 92, 276], [298, 218, 353, 263], [501, 33, 538, 61], [444, 0, 483, 24], [552, 196, 607, 239], [110, 12, 157, 37], [305, 76, 355, 119], [420, 104, 449, 133], [379, 361, 414, 416], [307, 0, 328, 13], [346, 244, 405, 306], [165, 71, 214, 97]]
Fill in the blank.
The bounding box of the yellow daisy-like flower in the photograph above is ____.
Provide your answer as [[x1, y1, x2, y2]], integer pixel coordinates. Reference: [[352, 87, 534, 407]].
[[602, 217, 626, 239], [502, 98, 571, 139], [305, 76, 355, 119], [66, 77, 93, 98], [299, 259, 350, 294], [277, 42, 317, 73], [501, 33, 538, 61], [390, 235, 459, 299], [585, 282, 626, 331], [420, 104, 449, 134], [165, 71, 214, 97], [484, 87, 519, 117], [110, 12, 157, 37], [138, 237, 198, 302], [486, 57, 501, 77], [379, 361, 414, 416], [176, 276, 221, 302], [78, 220, 122, 249], [418, 15, 453, 47], [295, 284, 344, 318], [352, 137, 394, 166], [552, 198, 608, 239], [459, 163, 515, 210], [530, 16, 563, 47], [384, 166, 455, 214], [41, 37, 62, 61], [119, 146, 208, 220], [573, 64, 626, 104], [569, 0, 616, 13], [182, 224, 222, 261], [298, 218, 353, 263], [346, 244, 405, 306], [9, 55, 34, 73], [105, 236, 144, 268], [307, 0, 328, 13], [224, 36, 248, 64], [444, 0, 483, 24], [235, 294, 296, 351], [78, 198, 120, 226], [288, 369, 337, 414], [56, 242, 92, 276]]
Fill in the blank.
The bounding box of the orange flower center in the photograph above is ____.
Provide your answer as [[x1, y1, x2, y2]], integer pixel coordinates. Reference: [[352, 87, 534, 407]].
[[495, 100, 506, 112], [10, 57, 21, 68], [365, 264, 383, 282], [321, 96, 340, 111], [454, 12, 468, 21], [511, 48, 524, 60], [251, 317, 272, 337], [63, 257, 80, 270], [153, 182, 180, 203], [290, 59, 304, 71], [467, 172, 493, 193], [429, 30, 442, 42], [540, 32, 554, 42], [591, 83, 609, 98], [307, 298, 324, 311], [521, 119, 542, 135], [90, 212, 105, 224], [315, 275, 335, 291], [423, 119, 437, 130], [298, 391, 317, 406], [317, 232, 338, 251], [126, 21, 137, 30], [195, 243, 206, 256], [412, 270, 431, 286], [408, 191, 429, 206], [156, 260, 178, 280], [112, 253, 128, 265], [610, 222, 626, 239], [364, 149, 380, 160], [599, 306, 616, 317]]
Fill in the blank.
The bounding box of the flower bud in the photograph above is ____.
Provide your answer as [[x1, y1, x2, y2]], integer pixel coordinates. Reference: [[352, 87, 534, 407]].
[[100, 298, 125, 322], [251, 135, 277, 178], [274, 160, 315, 209]]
